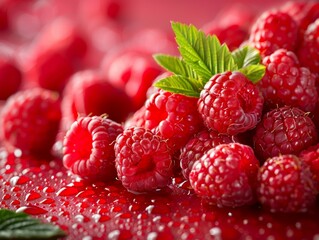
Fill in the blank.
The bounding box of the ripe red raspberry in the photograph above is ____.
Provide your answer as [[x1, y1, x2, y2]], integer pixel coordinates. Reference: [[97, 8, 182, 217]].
[[102, 47, 163, 111], [257, 154, 317, 213], [144, 89, 204, 152], [0, 55, 22, 100], [63, 116, 123, 182], [258, 49, 318, 113], [61, 70, 133, 131], [248, 10, 298, 57], [297, 19, 319, 75], [0, 88, 61, 157], [203, 22, 248, 51], [299, 143, 319, 191], [114, 126, 173, 192], [253, 106, 318, 162], [189, 143, 260, 208], [198, 71, 264, 135], [179, 129, 236, 180], [25, 48, 75, 93], [280, 1, 319, 39]]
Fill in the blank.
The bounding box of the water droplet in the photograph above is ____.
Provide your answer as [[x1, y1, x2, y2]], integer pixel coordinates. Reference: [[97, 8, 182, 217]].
[[10, 175, 30, 186], [25, 191, 42, 201], [40, 198, 55, 204], [56, 186, 79, 196], [76, 189, 95, 198], [2, 194, 11, 200], [43, 186, 55, 193], [16, 205, 48, 215]]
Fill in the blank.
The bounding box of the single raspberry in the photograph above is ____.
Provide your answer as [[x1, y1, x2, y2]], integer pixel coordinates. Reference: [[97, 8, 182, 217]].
[[0, 88, 61, 157], [280, 1, 319, 39], [257, 154, 317, 213], [297, 19, 319, 75], [34, 18, 88, 61], [299, 143, 319, 191], [25, 47, 75, 93], [258, 48, 318, 113], [203, 23, 248, 50], [63, 116, 123, 182], [189, 142, 260, 208], [61, 70, 133, 131], [114, 126, 173, 192], [253, 106, 318, 162], [248, 10, 298, 57], [179, 129, 236, 180], [197, 71, 264, 135], [102, 47, 163, 111], [144, 89, 204, 152], [0, 54, 22, 100]]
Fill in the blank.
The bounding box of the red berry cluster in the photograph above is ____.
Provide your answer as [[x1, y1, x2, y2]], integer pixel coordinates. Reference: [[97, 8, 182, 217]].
[[0, 0, 319, 215]]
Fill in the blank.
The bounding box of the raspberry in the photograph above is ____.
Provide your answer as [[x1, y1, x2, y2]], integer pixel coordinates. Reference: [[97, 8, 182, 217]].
[[179, 129, 236, 180], [0, 54, 22, 100], [203, 23, 248, 51], [299, 143, 319, 190], [114, 126, 173, 192], [25, 47, 75, 93], [197, 71, 264, 135], [257, 154, 317, 213], [61, 70, 133, 131], [144, 89, 204, 152], [0, 88, 61, 157], [280, 1, 319, 39], [297, 19, 319, 75], [248, 10, 298, 56], [102, 47, 163, 111], [258, 49, 318, 113], [63, 116, 123, 182], [253, 106, 318, 162], [189, 143, 260, 208]]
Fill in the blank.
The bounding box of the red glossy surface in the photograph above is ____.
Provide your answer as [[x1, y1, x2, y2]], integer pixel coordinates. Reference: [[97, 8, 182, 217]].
[[0, 148, 319, 239]]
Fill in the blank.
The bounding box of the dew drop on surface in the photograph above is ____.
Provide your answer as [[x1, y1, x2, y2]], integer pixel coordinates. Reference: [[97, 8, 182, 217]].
[[40, 198, 55, 204], [25, 191, 42, 201], [10, 175, 30, 186], [2, 194, 11, 200], [16, 205, 48, 215], [210, 227, 222, 240], [43, 186, 55, 193], [56, 186, 79, 196]]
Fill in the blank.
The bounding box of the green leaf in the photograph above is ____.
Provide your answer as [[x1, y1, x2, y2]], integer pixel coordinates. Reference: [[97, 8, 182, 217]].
[[238, 64, 266, 83], [0, 209, 66, 239], [153, 54, 197, 78], [232, 46, 262, 68], [154, 75, 200, 97], [171, 21, 237, 84]]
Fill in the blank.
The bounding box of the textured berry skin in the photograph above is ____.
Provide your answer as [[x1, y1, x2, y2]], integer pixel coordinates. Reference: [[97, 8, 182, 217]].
[[189, 143, 260, 208], [258, 49, 318, 113], [298, 19, 319, 75], [299, 143, 319, 191], [257, 154, 317, 213], [114, 126, 173, 192], [198, 71, 264, 135], [0, 55, 22, 100], [144, 89, 204, 152], [248, 10, 298, 56], [0, 88, 61, 157], [180, 129, 236, 180], [63, 116, 123, 182], [61, 70, 133, 131], [253, 106, 318, 162]]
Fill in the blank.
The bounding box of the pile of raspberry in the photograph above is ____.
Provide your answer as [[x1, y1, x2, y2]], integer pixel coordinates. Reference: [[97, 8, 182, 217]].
[[1, 0, 319, 214]]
